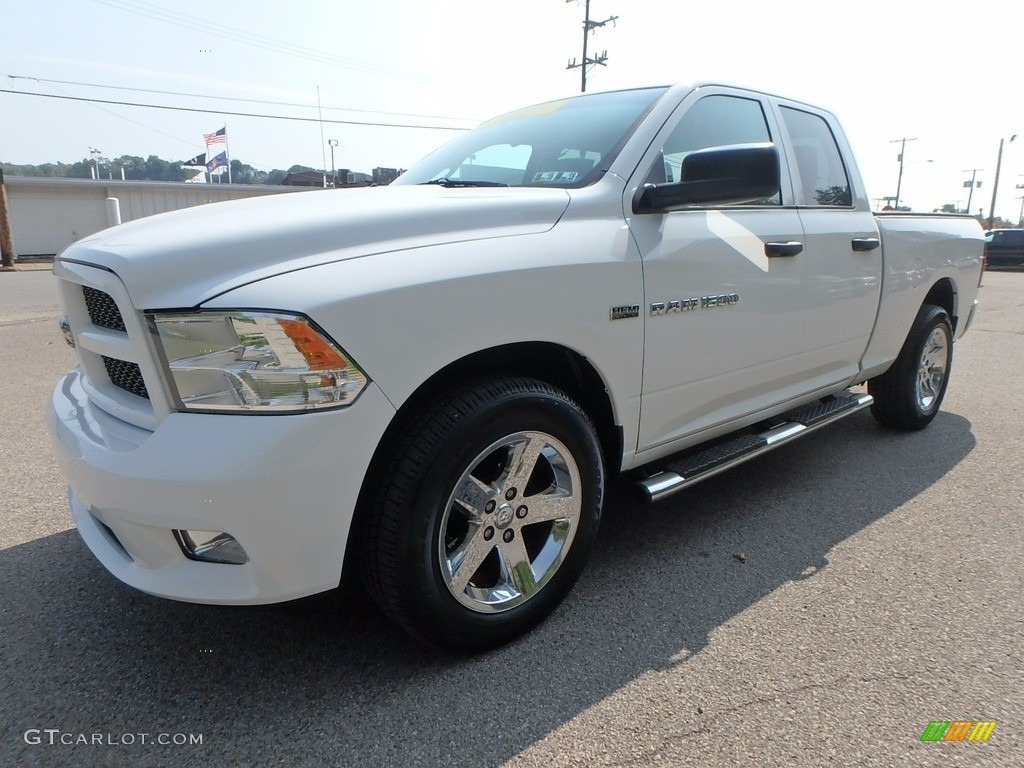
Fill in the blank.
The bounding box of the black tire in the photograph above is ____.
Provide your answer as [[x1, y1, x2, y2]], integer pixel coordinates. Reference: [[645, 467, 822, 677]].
[[868, 304, 953, 430], [359, 377, 604, 651]]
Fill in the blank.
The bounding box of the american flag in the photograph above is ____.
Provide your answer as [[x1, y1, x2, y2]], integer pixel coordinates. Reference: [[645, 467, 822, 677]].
[[204, 127, 227, 145]]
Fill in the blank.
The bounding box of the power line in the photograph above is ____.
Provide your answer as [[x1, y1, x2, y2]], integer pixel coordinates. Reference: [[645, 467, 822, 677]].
[[92, 0, 437, 85], [0, 89, 472, 131], [5, 74, 479, 123], [31, 78, 199, 150]]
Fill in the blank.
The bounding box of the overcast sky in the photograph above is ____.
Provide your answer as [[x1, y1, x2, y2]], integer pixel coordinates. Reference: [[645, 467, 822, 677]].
[[2, 0, 1022, 218]]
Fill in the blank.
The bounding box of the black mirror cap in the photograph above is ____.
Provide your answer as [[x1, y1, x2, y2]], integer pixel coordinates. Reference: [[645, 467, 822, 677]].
[[633, 143, 780, 214]]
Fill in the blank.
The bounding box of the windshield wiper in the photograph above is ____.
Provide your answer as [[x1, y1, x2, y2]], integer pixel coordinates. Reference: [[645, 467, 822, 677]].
[[420, 178, 510, 188]]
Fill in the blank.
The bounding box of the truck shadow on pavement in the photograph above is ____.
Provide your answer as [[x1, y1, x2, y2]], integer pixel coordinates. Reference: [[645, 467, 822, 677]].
[[1, 412, 975, 767]]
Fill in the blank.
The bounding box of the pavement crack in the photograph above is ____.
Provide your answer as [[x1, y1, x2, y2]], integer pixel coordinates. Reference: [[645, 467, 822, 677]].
[[595, 670, 937, 768], [972, 328, 1024, 336], [0, 316, 60, 327]]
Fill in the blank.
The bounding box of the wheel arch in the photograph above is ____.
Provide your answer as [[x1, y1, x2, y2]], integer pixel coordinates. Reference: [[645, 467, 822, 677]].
[[401, 342, 617, 469], [923, 277, 957, 330], [344, 342, 621, 579]]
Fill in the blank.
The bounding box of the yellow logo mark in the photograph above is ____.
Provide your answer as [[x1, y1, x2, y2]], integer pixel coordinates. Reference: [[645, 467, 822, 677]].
[[968, 721, 997, 742]]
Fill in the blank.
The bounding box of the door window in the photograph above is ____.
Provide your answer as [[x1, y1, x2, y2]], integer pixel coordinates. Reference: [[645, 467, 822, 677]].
[[779, 107, 852, 207], [647, 94, 780, 205]]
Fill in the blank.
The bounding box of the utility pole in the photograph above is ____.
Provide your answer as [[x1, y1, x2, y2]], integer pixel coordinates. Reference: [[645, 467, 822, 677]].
[[889, 137, 916, 211], [987, 134, 1017, 231], [89, 147, 102, 181], [0, 169, 15, 267], [961, 168, 983, 214], [565, 0, 617, 93]]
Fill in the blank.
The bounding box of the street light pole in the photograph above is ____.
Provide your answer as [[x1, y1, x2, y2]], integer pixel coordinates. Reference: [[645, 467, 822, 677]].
[[1016, 179, 1024, 227], [328, 139, 338, 188], [987, 134, 1017, 231], [962, 168, 983, 214]]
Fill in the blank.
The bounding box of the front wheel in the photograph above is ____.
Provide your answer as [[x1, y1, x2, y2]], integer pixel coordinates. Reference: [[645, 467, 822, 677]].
[[868, 304, 953, 430], [359, 377, 604, 651]]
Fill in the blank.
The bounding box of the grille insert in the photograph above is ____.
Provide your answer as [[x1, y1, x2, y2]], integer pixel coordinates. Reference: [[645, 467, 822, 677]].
[[102, 356, 150, 400], [83, 286, 126, 332]]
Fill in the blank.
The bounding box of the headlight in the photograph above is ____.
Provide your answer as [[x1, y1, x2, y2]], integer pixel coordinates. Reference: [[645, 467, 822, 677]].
[[148, 310, 367, 413]]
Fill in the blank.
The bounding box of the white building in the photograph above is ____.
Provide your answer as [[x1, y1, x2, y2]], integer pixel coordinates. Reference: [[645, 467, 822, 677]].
[[2, 176, 305, 258]]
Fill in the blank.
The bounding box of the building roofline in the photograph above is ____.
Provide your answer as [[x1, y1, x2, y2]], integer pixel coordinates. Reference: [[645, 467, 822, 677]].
[[1, 176, 297, 192]]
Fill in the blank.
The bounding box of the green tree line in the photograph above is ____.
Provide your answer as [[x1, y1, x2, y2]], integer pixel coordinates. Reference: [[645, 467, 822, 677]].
[[0, 155, 318, 185]]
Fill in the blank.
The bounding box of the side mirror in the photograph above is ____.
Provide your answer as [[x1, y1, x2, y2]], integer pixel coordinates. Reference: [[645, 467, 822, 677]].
[[633, 143, 780, 213]]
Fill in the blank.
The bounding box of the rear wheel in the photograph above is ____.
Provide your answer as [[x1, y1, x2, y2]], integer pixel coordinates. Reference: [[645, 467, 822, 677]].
[[360, 377, 604, 651], [868, 304, 953, 430]]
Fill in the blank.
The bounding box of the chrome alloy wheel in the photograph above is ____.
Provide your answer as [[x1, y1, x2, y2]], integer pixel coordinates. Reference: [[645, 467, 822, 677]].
[[438, 431, 582, 613], [916, 327, 949, 412]]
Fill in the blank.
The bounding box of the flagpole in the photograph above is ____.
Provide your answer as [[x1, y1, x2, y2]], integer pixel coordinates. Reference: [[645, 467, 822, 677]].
[[224, 124, 232, 184], [317, 86, 327, 188], [203, 127, 227, 182]]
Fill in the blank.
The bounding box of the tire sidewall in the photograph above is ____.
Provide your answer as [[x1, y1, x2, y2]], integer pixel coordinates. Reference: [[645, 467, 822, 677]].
[[889, 306, 953, 429], [393, 385, 604, 648], [908, 308, 952, 419]]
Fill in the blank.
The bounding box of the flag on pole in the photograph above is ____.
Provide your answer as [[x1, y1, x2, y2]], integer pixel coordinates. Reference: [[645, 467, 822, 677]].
[[206, 152, 228, 172], [204, 127, 227, 145], [183, 152, 206, 167]]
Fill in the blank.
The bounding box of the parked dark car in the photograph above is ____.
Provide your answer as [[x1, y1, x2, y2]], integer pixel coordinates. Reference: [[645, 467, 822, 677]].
[[984, 228, 1024, 269]]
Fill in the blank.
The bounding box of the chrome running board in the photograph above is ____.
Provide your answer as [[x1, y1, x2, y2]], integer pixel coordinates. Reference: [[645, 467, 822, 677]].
[[636, 391, 873, 503]]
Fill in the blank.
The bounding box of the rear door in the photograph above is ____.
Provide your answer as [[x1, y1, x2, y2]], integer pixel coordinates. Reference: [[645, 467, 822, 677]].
[[771, 101, 882, 386], [626, 88, 810, 453]]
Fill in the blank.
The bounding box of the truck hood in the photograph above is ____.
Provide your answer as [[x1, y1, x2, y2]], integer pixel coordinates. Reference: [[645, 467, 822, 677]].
[[59, 185, 572, 308]]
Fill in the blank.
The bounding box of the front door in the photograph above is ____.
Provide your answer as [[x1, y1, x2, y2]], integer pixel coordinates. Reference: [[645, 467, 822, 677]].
[[627, 89, 811, 454]]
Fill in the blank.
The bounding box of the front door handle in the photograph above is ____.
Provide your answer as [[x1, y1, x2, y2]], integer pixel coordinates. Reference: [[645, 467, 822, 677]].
[[764, 241, 804, 257], [852, 237, 881, 252]]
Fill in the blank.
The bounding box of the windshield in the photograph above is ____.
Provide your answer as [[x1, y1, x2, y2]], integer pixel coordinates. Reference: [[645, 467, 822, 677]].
[[394, 87, 668, 188]]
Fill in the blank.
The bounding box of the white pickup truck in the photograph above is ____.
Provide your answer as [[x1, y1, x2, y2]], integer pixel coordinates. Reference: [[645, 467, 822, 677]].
[[47, 83, 984, 650]]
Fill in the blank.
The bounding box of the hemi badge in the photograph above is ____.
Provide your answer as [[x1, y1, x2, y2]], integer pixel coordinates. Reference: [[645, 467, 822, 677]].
[[610, 305, 640, 320]]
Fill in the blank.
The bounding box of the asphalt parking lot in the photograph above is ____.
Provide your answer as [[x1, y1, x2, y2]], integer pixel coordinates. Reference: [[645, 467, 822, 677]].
[[1, 267, 1021, 767]]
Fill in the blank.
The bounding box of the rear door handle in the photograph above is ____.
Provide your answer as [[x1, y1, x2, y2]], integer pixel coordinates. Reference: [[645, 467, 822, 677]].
[[852, 237, 881, 252], [764, 241, 804, 257]]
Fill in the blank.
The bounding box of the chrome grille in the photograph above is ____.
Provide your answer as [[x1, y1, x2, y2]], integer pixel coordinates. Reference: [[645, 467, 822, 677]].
[[82, 286, 126, 332], [102, 356, 150, 400]]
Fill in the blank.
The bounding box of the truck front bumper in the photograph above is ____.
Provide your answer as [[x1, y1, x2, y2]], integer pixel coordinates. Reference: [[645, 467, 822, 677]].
[[46, 368, 395, 605]]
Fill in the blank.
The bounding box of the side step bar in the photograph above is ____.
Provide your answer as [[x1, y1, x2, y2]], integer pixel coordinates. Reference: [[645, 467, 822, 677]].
[[636, 391, 873, 503]]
